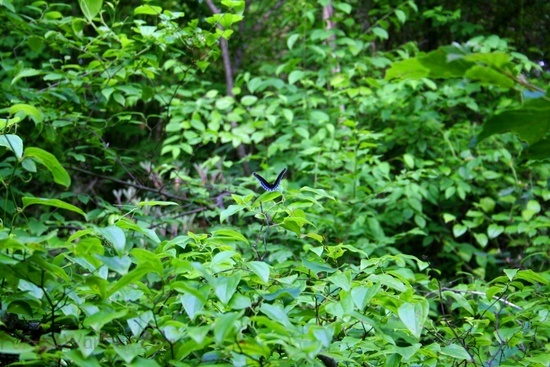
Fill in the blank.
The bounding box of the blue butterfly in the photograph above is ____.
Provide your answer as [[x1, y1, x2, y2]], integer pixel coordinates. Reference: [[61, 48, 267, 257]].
[[253, 168, 287, 191]]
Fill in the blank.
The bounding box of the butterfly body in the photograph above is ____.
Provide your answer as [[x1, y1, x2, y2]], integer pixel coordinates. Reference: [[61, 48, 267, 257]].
[[253, 168, 287, 191]]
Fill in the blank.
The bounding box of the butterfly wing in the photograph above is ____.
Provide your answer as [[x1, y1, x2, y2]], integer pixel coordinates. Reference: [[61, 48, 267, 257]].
[[253, 172, 274, 191], [271, 168, 287, 190], [253, 168, 287, 191]]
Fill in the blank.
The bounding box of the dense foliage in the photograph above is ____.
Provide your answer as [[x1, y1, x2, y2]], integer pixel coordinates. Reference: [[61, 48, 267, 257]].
[[1, 0, 549, 366]]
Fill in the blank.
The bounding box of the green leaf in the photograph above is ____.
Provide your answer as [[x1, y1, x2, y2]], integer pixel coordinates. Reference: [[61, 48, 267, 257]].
[[260, 303, 291, 327], [514, 269, 549, 285], [24, 147, 71, 187], [241, 95, 258, 106], [0, 134, 23, 159], [440, 344, 471, 360], [287, 34, 299, 50], [137, 200, 178, 207], [522, 199, 541, 221], [11, 68, 42, 86], [214, 312, 240, 344], [478, 98, 550, 146], [83, 309, 128, 332], [395, 9, 407, 23], [247, 261, 270, 284], [372, 27, 388, 40], [22, 197, 86, 219], [106, 265, 150, 298], [464, 52, 512, 69], [220, 204, 246, 223], [10, 104, 43, 124], [98, 226, 126, 255], [181, 292, 204, 321], [131, 248, 163, 275], [464, 65, 514, 88], [288, 70, 305, 85], [398, 301, 429, 338], [78, 0, 103, 21], [134, 4, 162, 15], [221, 0, 245, 14], [487, 224, 504, 239], [328, 270, 352, 292], [473, 233, 488, 248], [212, 229, 249, 244], [351, 284, 380, 311], [523, 137, 550, 159], [214, 274, 241, 304], [113, 344, 145, 364], [452, 224, 467, 238], [0, 334, 34, 354], [385, 58, 430, 80], [63, 350, 101, 367]]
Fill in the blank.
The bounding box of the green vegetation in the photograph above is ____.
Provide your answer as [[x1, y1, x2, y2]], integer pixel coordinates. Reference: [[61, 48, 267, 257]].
[[1, 0, 548, 366]]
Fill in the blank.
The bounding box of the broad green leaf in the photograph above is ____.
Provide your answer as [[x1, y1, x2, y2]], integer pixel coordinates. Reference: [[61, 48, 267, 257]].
[[503, 268, 519, 281], [181, 293, 204, 321], [398, 301, 429, 338], [212, 229, 249, 244], [473, 233, 488, 248], [302, 259, 336, 274], [328, 270, 352, 292], [220, 204, 246, 223], [487, 224, 504, 239], [514, 269, 549, 285], [241, 95, 258, 106], [127, 311, 154, 337], [22, 197, 86, 219], [214, 312, 240, 344], [79, 0, 103, 21], [31, 255, 69, 282], [351, 284, 380, 311], [418, 46, 473, 78], [76, 334, 99, 358], [440, 344, 471, 360], [106, 265, 150, 298], [385, 58, 430, 80], [83, 309, 128, 332], [11, 68, 42, 86], [63, 350, 101, 367], [395, 9, 407, 23], [24, 147, 71, 187], [98, 226, 126, 255], [464, 65, 514, 88], [260, 303, 291, 327], [10, 104, 43, 123], [214, 274, 241, 304], [113, 343, 145, 364], [247, 261, 270, 284], [372, 27, 388, 40], [134, 4, 162, 15], [131, 248, 163, 275], [96, 255, 132, 275], [478, 98, 550, 146], [288, 70, 305, 85], [452, 224, 467, 237], [218, 13, 243, 29], [523, 138, 550, 160], [0, 0, 16, 12], [287, 34, 299, 50], [522, 199, 541, 221], [0, 134, 23, 159], [116, 217, 160, 244], [464, 52, 512, 69]]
